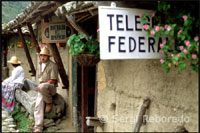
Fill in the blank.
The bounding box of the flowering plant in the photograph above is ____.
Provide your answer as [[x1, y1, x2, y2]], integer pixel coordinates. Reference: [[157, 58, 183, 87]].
[[67, 33, 99, 56], [6, 40, 33, 53], [141, 1, 199, 72], [10, 106, 35, 132]]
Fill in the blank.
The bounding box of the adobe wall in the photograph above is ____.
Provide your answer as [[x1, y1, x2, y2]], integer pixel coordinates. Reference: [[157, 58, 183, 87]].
[[96, 59, 198, 132]]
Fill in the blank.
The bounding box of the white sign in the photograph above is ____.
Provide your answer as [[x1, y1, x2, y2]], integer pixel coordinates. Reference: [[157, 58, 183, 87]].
[[49, 23, 66, 41], [98, 6, 169, 59], [42, 22, 73, 43]]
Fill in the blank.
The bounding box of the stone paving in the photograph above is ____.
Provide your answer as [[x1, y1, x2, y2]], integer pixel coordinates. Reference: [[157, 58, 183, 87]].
[[2, 110, 18, 132], [2, 108, 74, 132]]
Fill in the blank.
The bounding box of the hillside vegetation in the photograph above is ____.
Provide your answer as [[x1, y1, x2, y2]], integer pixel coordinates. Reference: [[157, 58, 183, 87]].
[[2, 1, 31, 24]]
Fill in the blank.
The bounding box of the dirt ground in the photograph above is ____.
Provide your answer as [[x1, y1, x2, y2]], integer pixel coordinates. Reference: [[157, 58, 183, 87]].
[[56, 118, 76, 132]]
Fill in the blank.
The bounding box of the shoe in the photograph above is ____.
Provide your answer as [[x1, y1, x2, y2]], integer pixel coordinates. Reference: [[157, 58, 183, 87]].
[[33, 129, 41, 132], [45, 103, 53, 113], [34, 126, 42, 132]]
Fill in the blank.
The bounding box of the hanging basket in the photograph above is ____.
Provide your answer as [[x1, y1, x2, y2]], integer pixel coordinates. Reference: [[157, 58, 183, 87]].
[[75, 54, 100, 67]]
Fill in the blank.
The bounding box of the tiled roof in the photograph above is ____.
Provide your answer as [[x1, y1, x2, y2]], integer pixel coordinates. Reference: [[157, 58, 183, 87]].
[[2, 1, 97, 34], [2, 1, 64, 34]]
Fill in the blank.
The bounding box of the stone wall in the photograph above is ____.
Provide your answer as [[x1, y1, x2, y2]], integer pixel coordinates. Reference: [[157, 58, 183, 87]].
[[2, 110, 18, 132], [96, 60, 198, 132], [2, 101, 65, 132]]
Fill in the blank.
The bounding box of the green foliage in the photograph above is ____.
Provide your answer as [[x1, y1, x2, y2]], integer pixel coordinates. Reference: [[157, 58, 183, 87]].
[[10, 106, 35, 132], [67, 33, 100, 56], [2, 1, 31, 24], [141, 2, 199, 73], [86, 36, 100, 55], [158, 1, 171, 12], [7, 40, 33, 53]]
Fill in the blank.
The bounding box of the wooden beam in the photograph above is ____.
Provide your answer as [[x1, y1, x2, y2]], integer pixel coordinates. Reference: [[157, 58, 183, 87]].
[[76, 14, 90, 23], [38, 3, 56, 10], [43, 15, 50, 23], [65, 15, 90, 39], [79, 11, 98, 23], [81, 65, 88, 132], [23, 2, 56, 24], [133, 98, 151, 132], [89, 10, 94, 16], [27, 22, 41, 53], [48, 43, 69, 89], [10, 2, 61, 30], [71, 6, 98, 15], [17, 27, 36, 76]]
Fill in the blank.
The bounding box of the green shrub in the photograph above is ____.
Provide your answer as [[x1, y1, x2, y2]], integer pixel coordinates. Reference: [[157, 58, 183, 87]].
[[10, 106, 35, 132]]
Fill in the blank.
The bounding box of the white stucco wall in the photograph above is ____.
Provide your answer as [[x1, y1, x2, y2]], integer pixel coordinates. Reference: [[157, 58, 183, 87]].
[[96, 60, 198, 132]]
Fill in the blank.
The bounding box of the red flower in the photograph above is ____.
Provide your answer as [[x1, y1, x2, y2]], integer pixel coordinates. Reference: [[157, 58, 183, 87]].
[[30, 46, 32, 48], [20, 42, 23, 46], [7, 50, 11, 53], [29, 126, 32, 128]]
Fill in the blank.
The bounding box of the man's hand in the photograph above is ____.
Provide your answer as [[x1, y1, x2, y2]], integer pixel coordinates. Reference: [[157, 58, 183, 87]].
[[35, 87, 39, 91], [47, 79, 57, 84]]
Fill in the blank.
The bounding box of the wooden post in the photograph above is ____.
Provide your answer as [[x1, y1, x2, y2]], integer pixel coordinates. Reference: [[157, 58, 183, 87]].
[[17, 27, 36, 76], [27, 22, 41, 53], [3, 36, 8, 67], [81, 65, 88, 132], [48, 43, 69, 89], [43, 15, 69, 89], [133, 98, 151, 132], [72, 57, 80, 131], [65, 15, 90, 39]]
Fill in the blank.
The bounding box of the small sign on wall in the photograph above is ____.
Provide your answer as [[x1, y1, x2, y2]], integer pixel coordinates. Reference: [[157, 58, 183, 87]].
[[42, 22, 73, 43], [98, 6, 170, 59]]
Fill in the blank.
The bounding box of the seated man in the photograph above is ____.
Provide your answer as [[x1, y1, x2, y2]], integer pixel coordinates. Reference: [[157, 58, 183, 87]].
[[34, 47, 58, 132]]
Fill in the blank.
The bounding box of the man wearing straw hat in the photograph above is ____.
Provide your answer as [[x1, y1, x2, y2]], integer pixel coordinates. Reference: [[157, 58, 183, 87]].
[[34, 47, 58, 132], [2, 56, 24, 112]]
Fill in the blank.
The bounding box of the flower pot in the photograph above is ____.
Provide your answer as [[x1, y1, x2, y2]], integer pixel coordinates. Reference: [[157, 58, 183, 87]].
[[75, 54, 100, 67]]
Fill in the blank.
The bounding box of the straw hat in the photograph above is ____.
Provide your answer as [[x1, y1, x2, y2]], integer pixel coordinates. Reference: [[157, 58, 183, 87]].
[[7, 56, 21, 64], [37, 47, 52, 57]]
